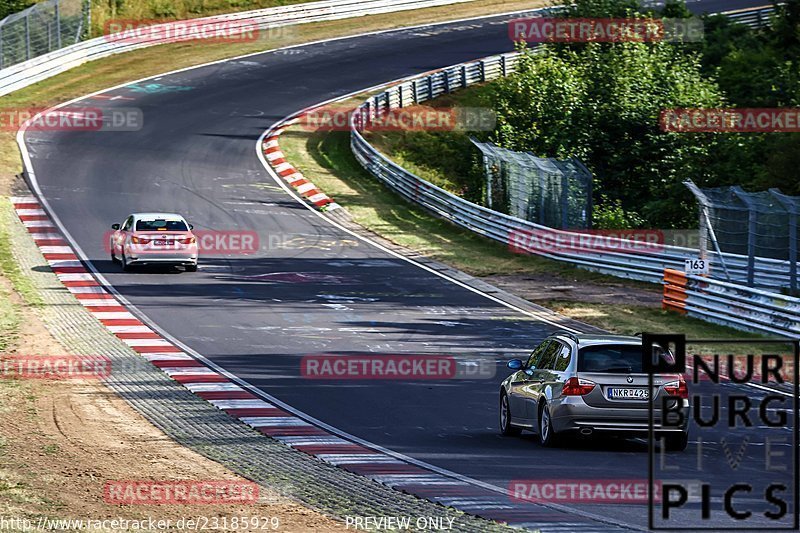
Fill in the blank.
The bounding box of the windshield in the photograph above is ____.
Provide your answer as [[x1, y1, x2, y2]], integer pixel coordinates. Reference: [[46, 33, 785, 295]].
[[578, 345, 641, 373], [135, 219, 188, 232]]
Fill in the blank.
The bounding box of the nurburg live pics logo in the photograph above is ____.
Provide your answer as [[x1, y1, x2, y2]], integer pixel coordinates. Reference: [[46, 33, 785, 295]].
[[644, 333, 800, 530]]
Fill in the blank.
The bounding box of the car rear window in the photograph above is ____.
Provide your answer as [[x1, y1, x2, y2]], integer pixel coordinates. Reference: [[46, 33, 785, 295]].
[[136, 219, 187, 231], [578, 345, 644, 373]]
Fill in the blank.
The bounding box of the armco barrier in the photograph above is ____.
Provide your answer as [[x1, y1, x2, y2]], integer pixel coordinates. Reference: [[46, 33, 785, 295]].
[[0, 0, 471, 97], [347, 5, 797, 335], [663, 268, 800, 338], [349, 48, 793, 288]]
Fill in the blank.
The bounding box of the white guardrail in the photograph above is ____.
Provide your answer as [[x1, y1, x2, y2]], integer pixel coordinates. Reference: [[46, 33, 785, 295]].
[[0, 0, 472, 97], [348, 6, 799, 338], [663, 269, 800, 338]]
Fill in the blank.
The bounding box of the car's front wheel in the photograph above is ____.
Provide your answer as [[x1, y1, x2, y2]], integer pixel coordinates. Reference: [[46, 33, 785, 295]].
[[538, 402, 560, 447], [185, 263, 198, 272], [499, 393, 522, 437]]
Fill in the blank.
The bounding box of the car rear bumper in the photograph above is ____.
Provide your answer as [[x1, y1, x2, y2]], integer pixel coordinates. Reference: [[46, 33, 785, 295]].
[[127, 253, 197, 265], [551, 399, 690, 434]]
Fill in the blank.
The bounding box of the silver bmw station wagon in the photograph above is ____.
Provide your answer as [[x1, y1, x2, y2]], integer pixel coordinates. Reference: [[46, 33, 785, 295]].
[[499, 332, 690, 451]]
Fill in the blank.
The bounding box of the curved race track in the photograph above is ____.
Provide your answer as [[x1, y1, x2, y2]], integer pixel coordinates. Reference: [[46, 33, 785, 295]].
[[21, 1, 791, 530]]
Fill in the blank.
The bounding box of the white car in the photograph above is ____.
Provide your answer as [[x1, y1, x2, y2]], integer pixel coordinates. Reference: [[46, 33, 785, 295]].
[[110, 213, 198, 272]]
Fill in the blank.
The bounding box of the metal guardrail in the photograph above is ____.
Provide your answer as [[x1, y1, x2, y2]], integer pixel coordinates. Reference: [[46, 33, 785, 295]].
[[349, 24, 794, 289], [348, 5, 796, 335], [0, 0, 88, 70], [663, 269, 800, 338], [0, 0, 471, 97], [720, 5, 777, 28]]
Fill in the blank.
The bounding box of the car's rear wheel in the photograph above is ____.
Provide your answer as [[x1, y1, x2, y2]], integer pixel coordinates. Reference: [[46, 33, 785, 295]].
[[185, 263, 198, 272], [500, 393, 522, 437], [121, 252, 131, 272], [538, 402, 559, 447], [663, 432, 689, 452]]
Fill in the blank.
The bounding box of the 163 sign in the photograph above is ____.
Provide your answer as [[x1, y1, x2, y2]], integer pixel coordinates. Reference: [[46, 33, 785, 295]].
[[643, 333, 799, 530]]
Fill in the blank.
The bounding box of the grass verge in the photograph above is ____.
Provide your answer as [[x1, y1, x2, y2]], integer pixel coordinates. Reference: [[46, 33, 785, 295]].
[[279, 126, 771, 344], [0, 199, 42, 307], [282, 127, 651, 282]]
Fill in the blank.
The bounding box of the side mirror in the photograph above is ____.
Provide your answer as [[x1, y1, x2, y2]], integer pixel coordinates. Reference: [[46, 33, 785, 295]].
[[189, 224, 194, 230], [507, 359, 524, 370], [111, 224, 120, 230]]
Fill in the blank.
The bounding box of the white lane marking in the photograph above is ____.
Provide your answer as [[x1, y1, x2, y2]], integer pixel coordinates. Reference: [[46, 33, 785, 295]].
[[77, 299, 124, 307], [240, 417, 311, 427], [107, 325, 154, 334], [209, 399, 275, 409], [273, 436, 351, 445], [66, 285, 108, 294], [161, 367, 217, 376], [318, 454, 405, 465], [184, 383, 243, 392], [121, 338, 175, 347], [48, 259, 83, 268], [56, 273, 96, 282], [91, 311, 137, 320], [142, 352, 194, 361]]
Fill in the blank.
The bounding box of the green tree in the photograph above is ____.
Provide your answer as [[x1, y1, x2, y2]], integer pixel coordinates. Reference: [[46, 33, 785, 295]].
[[0, 0, 34, 19], [486, 40, 723, 228]]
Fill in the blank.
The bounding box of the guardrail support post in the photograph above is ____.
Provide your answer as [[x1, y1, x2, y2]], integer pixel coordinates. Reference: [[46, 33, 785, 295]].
[[733, 186, 757, 287], [25, 16, 31, 60], [398, 85, 403, 108], [443, 71, 450, 93], [427, 76, 434, 101], [411, 80, 418, 103], [501, 55, 507, 77], [770, 188, 798, 293], [55, 0, 62, 49], [480, 61, 486, 82], [461, 65, 467, 88]]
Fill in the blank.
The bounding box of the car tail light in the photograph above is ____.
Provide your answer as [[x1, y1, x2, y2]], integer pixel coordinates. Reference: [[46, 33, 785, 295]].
[[179, 236, 196, 245], [664, 377, 689, 399], [131, 236, 149, 244], [562, 377, 596, 396]]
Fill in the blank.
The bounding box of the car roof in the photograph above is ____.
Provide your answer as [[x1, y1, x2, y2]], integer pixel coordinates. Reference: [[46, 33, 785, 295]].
[[130, 213, 185, 220], [552, 333, 641, 346]]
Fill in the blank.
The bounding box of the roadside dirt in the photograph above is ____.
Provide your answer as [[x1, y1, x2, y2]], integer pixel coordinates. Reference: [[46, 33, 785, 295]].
[[483, 272, 662, 308], [0, 276, 344, 531]]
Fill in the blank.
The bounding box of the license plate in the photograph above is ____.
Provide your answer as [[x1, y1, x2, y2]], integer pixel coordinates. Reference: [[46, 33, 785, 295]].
[[607, 387, 649, 400], [153, 240, 171, 246]]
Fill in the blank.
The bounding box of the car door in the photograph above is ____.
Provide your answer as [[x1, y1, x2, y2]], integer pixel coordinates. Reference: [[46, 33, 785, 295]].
[[527, 341, 560, 426], [506, 340, 551, 426], [547, 341, 573, 403], [113, 216, 132, 255]]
